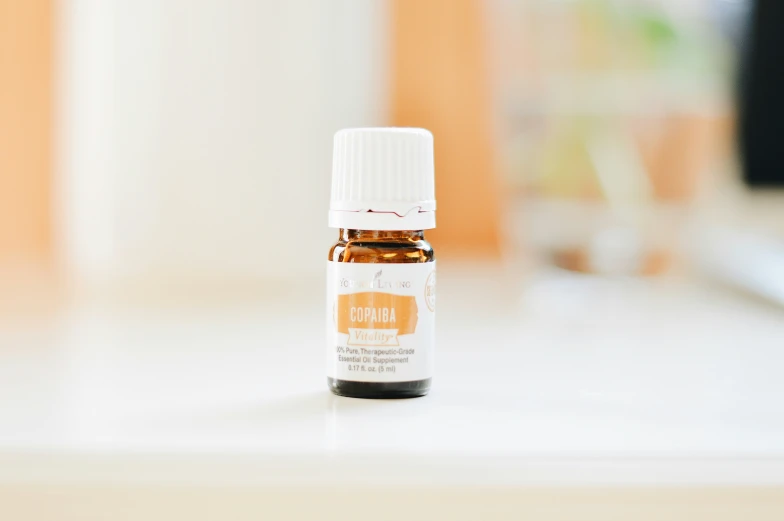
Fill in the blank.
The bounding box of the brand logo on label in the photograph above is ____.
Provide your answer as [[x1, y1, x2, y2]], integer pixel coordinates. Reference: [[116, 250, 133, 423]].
[[339, 269, 412, 290], [425, 269, 436, 312]]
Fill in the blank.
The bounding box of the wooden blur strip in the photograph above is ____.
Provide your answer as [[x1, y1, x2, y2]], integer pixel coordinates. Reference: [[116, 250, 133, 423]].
[[390, 0, 502, 256], [2, 484, 784, 520], [0, 0, 53, 264]]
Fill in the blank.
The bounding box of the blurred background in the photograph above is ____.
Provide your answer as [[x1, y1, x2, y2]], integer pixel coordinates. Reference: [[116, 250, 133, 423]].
[[3, 0, 784, 518], [1, 0, 781, 298]]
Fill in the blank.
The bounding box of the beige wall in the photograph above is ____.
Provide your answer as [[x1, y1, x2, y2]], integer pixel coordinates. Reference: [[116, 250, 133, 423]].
[[2, 0, 501, 279], [58, 0, 387, 285]]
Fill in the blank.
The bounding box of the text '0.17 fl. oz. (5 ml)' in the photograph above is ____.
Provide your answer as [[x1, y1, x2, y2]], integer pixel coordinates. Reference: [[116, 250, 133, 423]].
[[326, 128, 436, 399]]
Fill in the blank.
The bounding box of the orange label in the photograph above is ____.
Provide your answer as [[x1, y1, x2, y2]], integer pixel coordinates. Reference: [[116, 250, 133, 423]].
[[336, 292, 418, 335]]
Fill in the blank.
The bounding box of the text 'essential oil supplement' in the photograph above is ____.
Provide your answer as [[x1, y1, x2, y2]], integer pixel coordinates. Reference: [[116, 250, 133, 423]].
[[326, 128, 436, 399]]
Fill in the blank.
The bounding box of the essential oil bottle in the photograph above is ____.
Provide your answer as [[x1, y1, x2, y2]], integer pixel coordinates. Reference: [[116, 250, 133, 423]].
[[326, 128, 436, 399]]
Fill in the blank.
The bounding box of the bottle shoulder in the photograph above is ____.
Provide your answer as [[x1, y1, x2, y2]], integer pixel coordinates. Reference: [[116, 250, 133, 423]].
[[328, 237, 435, 263]]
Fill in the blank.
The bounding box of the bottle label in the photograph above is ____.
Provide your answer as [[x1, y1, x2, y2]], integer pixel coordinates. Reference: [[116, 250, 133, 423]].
[[326, 261, 436, 382]]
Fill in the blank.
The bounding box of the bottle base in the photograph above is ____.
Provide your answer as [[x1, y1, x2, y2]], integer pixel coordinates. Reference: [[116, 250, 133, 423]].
[[327, 377, 431, 399]]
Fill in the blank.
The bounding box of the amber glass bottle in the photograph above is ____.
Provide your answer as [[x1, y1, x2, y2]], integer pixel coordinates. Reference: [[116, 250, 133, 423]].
[[327, 229, 435, 398], [326, 128, 437, 399]]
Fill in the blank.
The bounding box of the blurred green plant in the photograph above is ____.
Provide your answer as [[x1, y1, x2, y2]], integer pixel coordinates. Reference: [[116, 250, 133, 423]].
[[527, 0, 730, 198]]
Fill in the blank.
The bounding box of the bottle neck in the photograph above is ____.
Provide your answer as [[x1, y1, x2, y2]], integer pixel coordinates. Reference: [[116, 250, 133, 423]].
[[339, 229, 425, 242]]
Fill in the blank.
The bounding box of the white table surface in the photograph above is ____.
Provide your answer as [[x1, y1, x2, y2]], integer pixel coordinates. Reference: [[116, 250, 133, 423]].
[[0, 268, 784, 483], [2, 265, 784, 492]]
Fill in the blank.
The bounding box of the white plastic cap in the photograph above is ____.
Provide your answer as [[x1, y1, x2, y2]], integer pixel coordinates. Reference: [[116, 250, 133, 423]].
[[329, 127, 436, 230]]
